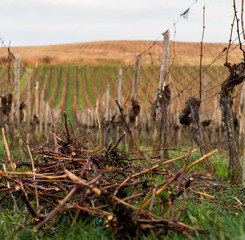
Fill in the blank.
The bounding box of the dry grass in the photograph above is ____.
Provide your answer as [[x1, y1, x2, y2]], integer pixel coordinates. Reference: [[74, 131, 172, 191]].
[[0, 40, 243, 66]]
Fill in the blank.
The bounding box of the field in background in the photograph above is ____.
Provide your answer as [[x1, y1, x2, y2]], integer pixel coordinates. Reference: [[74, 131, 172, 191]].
[[0, 63, 230, 126], [0, 40, 243, 66]]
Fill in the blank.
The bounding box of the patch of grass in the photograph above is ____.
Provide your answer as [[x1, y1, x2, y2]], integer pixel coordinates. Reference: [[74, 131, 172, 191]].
[[39, 65, 50, 91], [31, 66, 42, 90], [76, 65, 86, 110], [64, 65, 76, 127], [100, 65, 115, 98], [45, 65, 58, 102], [93, 65, 104, 96], [53, 66, 65, 109], [85, 65, 96, 107]]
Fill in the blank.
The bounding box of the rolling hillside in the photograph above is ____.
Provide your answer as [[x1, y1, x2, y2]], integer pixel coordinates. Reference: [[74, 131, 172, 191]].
[[0, 40, 243, 66]]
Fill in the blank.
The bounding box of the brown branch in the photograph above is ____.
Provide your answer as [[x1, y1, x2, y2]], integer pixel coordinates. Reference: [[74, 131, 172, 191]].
[[226, 15, 236, 66], [241, 0, 245, 41], [199, 5, 206, 100], [233, 0, 245, 60]]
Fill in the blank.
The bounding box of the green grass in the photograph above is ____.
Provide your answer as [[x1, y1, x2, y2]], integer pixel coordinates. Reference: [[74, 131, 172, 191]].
[[121, 66, 130, 91], [84, 65, 96, 107], [39, 65, 50, 91], [109, 66, 118, 92], [19, 71, 27, 93], [53, 66, 66, 109], [64, 65, 76, 127], [45, 65, 58, 102], [31, 66, 42, 90], [76, 66, 86, 110], [0, 66, 4, 76], [100, 65, 115, 98], [92, 66, 104, 96]]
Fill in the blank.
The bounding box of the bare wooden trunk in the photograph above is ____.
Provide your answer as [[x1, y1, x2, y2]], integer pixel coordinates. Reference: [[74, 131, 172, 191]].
[[103, 84, 110, 147], [220, 96, 242, 184], [219, 62, 244, 184]]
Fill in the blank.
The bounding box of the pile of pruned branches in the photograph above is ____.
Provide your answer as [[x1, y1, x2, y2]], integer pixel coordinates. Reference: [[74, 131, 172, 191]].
[[0, 114, 218, 239]]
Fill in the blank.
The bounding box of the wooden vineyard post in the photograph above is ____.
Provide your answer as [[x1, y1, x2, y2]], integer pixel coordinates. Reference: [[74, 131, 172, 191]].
[[238, 82, 245, 156], [128, 53, 141, 153], [219, 62, 244, 184], [95, 98, 101, 146], [116, 69, 122, 121], [200, 74, 207, 122], [86, 108, 89, 128], [39, 90, 44, 136], [177, 102, 182, 145], [33, 81, 39, 140], [105, 84, 110, 122], [179, 97, 216, 175], [26, 70, 31, 134], [44, 102, 49, 136], [131, 53, 141, 101], [34, 82, 39, 118], [152, 30, 170, 158], [116, 69, 123, 141], [170, 90, 175, 146], [103, 84, 110, 147], [211, 96, 218, 146], [12, 54, 20, 149]]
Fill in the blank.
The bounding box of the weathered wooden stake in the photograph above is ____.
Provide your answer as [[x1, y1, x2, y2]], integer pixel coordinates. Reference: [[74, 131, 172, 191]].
[[128, 53, 141, 153], [170, 90, 175, 145], [152, 30, 171, 158], [200, 74, 207, 122], [105, 85, 110, 122], [34, 82, 39, 118], [44, 102, 49, 136], [13, 54, 20, 148], [26, 70, 31, 133], [39, 90, 44, 135], [238, 82, 245, 156], [211, 96, 218, 145], [131, 53, 141, 101], [116, 69, 123, 141]]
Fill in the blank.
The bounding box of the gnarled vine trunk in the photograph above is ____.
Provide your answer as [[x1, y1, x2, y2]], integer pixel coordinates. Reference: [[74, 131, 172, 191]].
[[219, 62, 244, 184]]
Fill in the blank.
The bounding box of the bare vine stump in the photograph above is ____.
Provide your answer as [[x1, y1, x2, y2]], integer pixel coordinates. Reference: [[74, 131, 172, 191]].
[[219, 62, 244, 184], [179, 97, 216, 175]]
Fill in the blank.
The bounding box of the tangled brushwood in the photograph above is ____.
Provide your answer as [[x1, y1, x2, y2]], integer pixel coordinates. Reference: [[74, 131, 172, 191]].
[[0, 116, 218, 240]]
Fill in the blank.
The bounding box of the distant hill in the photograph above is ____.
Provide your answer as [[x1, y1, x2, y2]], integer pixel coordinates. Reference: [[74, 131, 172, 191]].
[[0, 40, 243, 66]]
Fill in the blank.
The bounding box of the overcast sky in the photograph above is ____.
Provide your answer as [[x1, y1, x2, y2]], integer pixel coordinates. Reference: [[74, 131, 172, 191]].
[[0, 0, 238, 46]]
